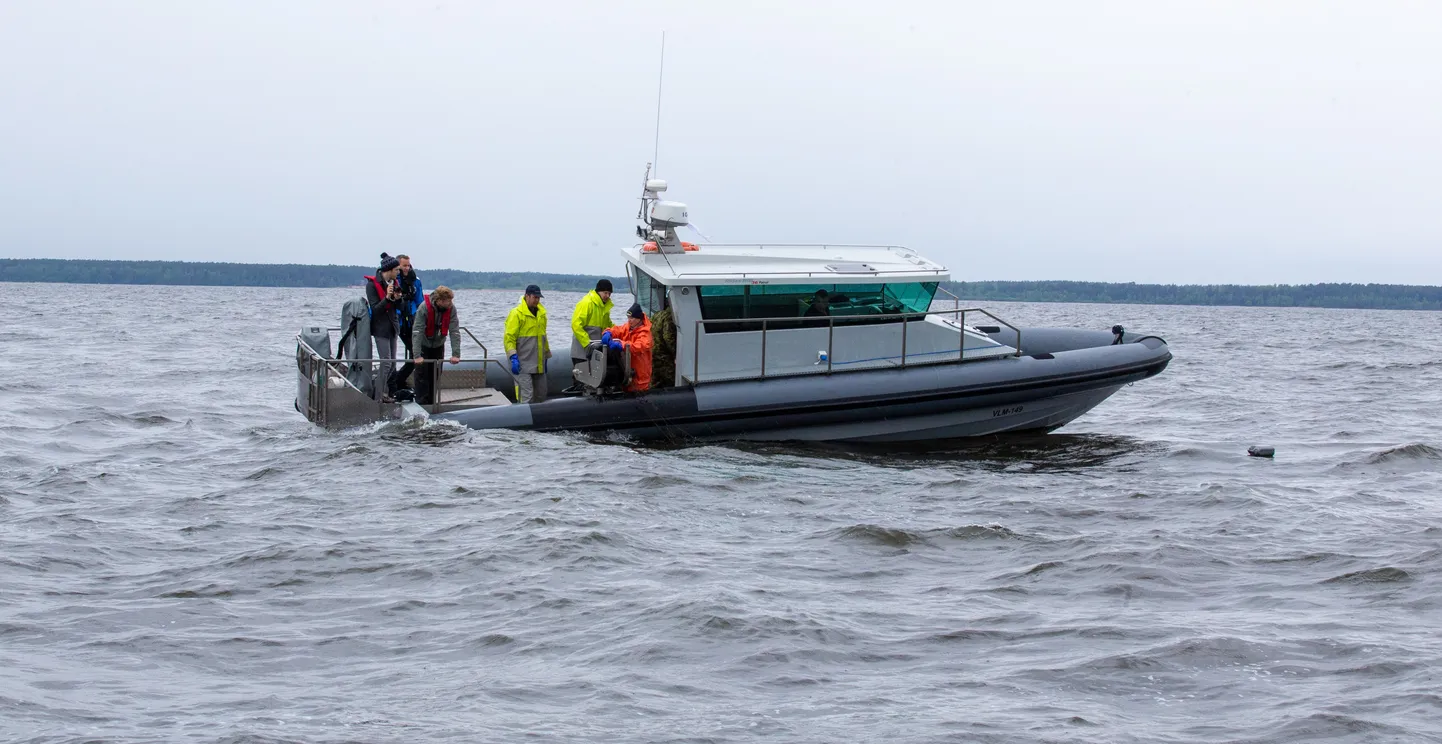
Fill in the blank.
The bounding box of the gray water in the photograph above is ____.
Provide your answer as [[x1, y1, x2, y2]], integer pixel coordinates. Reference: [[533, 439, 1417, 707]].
[[2, 282, 1440, 744]]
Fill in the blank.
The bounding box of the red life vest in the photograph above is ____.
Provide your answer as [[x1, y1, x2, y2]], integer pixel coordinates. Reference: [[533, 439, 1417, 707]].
[[425, 295, 452, 338], [364, 275, 386, 301]]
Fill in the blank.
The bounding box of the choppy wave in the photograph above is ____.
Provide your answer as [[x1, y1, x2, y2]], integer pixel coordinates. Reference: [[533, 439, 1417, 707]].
[[1330, 442, 1442, 473], [1366, 443, 1442, 464], [1323, 567, 1414, 584], [828, 523, 1029, 547]]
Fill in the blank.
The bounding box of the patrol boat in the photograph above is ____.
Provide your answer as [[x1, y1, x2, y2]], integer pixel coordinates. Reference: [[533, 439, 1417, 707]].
[[295, 170, 1171, 442]]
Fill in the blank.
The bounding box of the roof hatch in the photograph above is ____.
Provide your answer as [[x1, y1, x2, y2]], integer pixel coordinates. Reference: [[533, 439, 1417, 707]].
[[825, 262, 878, 274]]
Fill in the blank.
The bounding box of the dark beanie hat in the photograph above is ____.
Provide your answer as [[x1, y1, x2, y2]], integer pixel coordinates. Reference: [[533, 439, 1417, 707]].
[[596, 279, 613, 293], [379, 256, 400, 272], [628, 302, 644, 319]]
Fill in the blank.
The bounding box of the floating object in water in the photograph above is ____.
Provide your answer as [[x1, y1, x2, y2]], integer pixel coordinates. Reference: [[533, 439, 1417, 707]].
[[1248, 446, 1276, 458]]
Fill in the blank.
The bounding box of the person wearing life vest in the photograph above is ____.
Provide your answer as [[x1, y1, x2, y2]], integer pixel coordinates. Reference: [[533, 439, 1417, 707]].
[[601, 303, 653, 393], [395, 254, 423, 324], [386, 252, 424, 396], [563, 279, 615, 394], [364, 255, 403, 402], [409, 285, 460, 406], [504, 284, 552, 403], [649, 294, 677, 389]]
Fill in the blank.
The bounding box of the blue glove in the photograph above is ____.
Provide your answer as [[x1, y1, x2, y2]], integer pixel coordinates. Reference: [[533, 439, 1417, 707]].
[[600, 330, 612, 345], [509, 354, 520, 374], [608, 339, 624, 351]]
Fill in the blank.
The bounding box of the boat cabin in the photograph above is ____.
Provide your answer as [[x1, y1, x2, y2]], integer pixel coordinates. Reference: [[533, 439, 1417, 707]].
[[625, 242, 1018, 383], [624, 173, 1017, 384]]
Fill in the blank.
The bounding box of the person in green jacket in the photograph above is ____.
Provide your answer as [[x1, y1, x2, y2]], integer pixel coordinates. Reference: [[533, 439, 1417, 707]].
[[410, 285, 461, 406], [504, 285, 552, 403], [564, 278, 615, 394]]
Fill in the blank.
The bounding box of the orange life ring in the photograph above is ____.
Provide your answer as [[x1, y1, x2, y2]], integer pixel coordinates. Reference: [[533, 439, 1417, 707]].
[[641, 241, 701, 253]]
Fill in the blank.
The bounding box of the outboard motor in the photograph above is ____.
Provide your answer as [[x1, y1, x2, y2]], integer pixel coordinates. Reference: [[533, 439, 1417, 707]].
[[571, 340, 632, 397]]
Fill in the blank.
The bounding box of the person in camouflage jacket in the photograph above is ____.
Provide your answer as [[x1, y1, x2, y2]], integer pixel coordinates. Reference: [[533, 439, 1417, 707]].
[[650, 297, 677, 389]]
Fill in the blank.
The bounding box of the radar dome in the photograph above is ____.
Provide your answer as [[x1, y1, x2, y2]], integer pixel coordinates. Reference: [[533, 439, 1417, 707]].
[[650, 201, 689, 228]]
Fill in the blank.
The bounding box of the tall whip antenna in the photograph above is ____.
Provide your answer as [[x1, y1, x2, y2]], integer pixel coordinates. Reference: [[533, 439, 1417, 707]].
[[652, 31, 666, 175]]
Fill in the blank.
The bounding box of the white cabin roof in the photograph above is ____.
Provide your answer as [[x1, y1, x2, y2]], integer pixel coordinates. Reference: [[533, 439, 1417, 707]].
[[621, 243, 949, 286]]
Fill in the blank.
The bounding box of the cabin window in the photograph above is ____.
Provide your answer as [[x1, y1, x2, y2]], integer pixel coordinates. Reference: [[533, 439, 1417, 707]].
[[697, 282, 939, 331], [630, 267, 668, 315], [882, 282, 938, 315], [695, 284, 746, 322]]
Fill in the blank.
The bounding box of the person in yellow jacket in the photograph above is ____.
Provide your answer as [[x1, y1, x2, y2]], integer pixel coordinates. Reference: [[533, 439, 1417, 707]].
[[504, 284, 552, 403], [564, 278, 615, 394]]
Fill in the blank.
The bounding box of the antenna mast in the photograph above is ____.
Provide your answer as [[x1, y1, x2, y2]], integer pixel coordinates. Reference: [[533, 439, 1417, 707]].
[[652, 31, 666, 175], [635, 32, 689, 255]]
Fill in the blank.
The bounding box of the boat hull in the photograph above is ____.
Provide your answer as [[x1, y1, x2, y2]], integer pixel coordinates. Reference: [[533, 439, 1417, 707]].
[[437, 328, 1170, 443]]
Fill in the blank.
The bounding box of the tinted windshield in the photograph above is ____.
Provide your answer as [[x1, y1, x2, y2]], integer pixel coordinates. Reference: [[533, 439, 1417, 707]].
[[698, 282, 938, 324]]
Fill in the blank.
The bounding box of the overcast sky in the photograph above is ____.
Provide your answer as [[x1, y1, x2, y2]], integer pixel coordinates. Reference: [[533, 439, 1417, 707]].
[[2, 1, 1439, 284]]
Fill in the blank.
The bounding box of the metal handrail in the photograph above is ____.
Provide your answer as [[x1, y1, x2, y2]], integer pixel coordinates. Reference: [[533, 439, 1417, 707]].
[[630, 243, 947, 279], [660, 266, 951, 279], [459, 328, 489, 358], [315, 326, 490, 361], [297, 337, 369, 395], [934, 284, 962, 313], [685, 306, 1022, 384], [300, 352, 480, 367], [297, 325, 494, 420], [654, 242, 913, 250], [295, 337, 373, 429], [925, 292, 1023, 351], [956, 308, 1023, 353]]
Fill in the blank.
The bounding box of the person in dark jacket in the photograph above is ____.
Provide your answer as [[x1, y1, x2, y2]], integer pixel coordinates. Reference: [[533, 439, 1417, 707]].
[[386, 253, 424, 395], [800, 288, 832, 328], [803, 289, 831, 317], [410, 285, 461, 406], [365, 255, 403, 402]]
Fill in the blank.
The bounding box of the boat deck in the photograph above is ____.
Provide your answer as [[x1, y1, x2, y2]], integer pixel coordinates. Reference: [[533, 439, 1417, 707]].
[[435, 387, 510, 412]]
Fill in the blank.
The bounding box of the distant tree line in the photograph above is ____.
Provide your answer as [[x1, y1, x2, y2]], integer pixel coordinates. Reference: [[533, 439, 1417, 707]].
[[1, 259, 625, 294], [942, 280, 1442, 311], [4, 259, 1441, 310]]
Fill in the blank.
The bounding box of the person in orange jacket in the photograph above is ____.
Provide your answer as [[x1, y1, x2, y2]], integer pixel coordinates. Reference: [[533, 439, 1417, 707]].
[[601, 303, 653, 393]]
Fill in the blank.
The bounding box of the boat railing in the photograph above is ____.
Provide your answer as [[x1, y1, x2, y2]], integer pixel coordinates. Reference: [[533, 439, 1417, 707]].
[[633, 243, 947, 280], [660, 242, 912, 252], [934, 284, 963, 312], [685, 306, 1021, 384], [666, 267, 949, 280], [295, 326, 494, 428]]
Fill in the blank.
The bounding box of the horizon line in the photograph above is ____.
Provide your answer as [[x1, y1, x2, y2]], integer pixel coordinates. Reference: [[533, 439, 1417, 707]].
[[3, 257, 1438, 290]]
